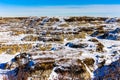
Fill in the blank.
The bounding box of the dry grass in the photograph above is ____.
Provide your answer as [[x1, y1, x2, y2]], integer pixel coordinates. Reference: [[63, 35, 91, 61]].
[[32, 70, 52, 80], [39, 44, 52, 51], [66, 32, 86, 40], [11, 29, 26, 36], [0, 44, 32, 54], [59, 23, 69, 27], [22, 35, 38, 41], [76, 32, 86, 38], [0, 20, 6, 24]]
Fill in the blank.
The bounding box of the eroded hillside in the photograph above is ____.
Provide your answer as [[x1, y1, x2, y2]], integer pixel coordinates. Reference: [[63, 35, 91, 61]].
[[0, 16, 120, 80]]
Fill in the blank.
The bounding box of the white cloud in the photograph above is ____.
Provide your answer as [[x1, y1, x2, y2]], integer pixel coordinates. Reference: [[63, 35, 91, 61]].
[[0, 5, 120, 17]]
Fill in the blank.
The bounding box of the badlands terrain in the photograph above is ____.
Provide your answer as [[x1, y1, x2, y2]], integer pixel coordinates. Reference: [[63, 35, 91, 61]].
[[0, 16, 119, 80]]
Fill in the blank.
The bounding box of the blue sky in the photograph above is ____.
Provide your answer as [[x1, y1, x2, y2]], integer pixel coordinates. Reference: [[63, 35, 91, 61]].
[[0, 0, 120, 17], [1, 0, 120, 6]]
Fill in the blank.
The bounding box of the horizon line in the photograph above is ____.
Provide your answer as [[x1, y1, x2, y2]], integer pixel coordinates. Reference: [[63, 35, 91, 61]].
[[0, 5, 120, 17]]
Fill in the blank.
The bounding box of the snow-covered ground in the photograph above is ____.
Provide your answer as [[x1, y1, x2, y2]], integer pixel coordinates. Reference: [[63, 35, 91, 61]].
[[0, 17, 120, 80]]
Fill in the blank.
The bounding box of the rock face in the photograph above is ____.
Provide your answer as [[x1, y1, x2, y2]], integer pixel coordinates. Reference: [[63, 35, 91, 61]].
[[49, 59, 91, 80]]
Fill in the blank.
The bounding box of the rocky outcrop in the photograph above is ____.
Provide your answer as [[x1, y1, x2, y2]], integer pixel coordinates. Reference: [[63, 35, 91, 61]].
[[49, 58, 91, 80], [93, 58, 120, 80], [65, 42, 88, 48], [97, 28, 120, 40], [0, 53, 55, 80]]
